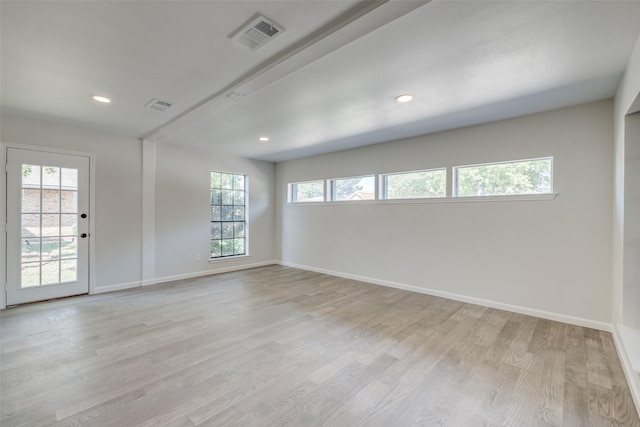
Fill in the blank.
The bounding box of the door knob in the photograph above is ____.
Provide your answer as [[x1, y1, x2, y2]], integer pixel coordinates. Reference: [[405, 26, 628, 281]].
[[80, 233, 87, 238], [81, 213, 87, 219]]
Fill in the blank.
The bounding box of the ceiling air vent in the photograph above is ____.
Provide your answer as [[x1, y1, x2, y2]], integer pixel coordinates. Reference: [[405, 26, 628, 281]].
[[145, 98, 173, 112], [230, 15, 284, 51]]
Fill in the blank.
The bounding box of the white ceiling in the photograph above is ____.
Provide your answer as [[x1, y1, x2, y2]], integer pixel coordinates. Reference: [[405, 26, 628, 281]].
[[2, 1, 640, 162]]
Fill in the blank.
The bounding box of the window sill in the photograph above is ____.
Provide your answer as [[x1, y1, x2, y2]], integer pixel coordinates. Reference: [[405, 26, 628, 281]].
[[287, 193, 557, 206], [208, 254, 251, 263]]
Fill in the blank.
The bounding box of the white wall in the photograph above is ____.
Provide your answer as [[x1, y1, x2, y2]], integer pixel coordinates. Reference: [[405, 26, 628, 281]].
[[624, 113, 640, 327], [153, 142, 275, 280], [614, 34, 640, 325], [276, 100, 614, 326], [612, 33, 640, 414], [0, 115, 277, 303], [1, 115, 143, 292]]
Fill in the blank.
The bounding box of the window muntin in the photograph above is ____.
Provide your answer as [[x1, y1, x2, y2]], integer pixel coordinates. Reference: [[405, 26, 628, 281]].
[[454, 157, 552, 197], [330, 175, 375, 201], [290, 180, 324, 203], [381, 168, 446, 200], [210, 172, 246, 258]]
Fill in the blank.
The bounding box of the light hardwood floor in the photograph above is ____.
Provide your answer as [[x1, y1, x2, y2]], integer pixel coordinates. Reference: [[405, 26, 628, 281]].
[[1, 265, 638, 426]]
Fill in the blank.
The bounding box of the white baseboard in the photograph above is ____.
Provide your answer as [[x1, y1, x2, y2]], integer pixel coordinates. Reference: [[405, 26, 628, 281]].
[[91, 260, 278, 293], [141, 260, 278, 287], [92, 280, 141, 294], [612, 324, 640, 416], [278, 261, 612, 332]]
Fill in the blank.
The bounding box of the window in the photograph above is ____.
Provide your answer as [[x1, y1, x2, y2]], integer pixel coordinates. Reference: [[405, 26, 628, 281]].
[[380, 168, 446, 200], [287, 157, 554, 204], [290, 180, 324, 203], [454, 157, 552, 197], [210, 172, 246, 258], [330, 175, 375, 201]]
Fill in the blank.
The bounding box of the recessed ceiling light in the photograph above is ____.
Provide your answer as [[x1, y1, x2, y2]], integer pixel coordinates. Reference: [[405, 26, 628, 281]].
[[258, 136, 270, 142], [91, 95, 111, 104], [394, 94, 414, 103]]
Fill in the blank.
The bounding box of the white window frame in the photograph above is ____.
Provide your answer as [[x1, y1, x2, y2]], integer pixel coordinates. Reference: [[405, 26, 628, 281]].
[[379, 167, 447, 200], [453, 157, 553, 197], [288, 179, 325, 203], [328, 174, 376, 202]]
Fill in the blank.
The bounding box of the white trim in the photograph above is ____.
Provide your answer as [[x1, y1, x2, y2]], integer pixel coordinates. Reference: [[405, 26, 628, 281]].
[[79, 261, 278, 294], [287, 193, 557, 206], [88, 152, 96, 296], [1, 142, 96, 158], [208, 253, 252, 263], [278, 260, 611, 332], [142, 260, 277, 287], [1, 143, 6, 309], [141, 140, 156, 283], [1, 142, 96, 307], [92, 280, 141, 294], [454, 156, 554, 171], [612, 324, 640, 416]]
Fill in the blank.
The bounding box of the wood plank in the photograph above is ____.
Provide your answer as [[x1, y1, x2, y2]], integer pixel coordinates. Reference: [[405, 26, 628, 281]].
[[0, 265, 637, 427]]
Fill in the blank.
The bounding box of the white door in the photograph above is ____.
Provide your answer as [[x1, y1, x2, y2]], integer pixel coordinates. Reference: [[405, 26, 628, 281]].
[[6, 148, 90, 305]]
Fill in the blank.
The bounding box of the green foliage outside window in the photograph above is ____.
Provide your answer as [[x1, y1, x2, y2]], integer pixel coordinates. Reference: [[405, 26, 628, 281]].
[[456, 158, 552, 197], [210, 171, 246, 258], [292, 181, 324, 202], [332, 176, 374, 201], [384, 169, 446, 199]]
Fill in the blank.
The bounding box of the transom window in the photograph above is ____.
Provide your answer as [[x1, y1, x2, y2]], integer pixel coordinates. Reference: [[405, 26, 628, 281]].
[[210, 172, 246, 258], [330, 175, 375, 201], [380, 168, 446, 200], [454, 157, 553, 197], [290, 180, 324, 203], [287, 156, 554, 204]]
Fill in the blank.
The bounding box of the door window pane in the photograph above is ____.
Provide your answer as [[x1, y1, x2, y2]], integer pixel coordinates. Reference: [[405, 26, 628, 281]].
[[22, 164, 41, 187], [61, 191, 78, 213], [19, 163, 80, 288], [41, 166, 60, 188], [41, 237, 60, 260], [61, 214, 77, 236], [21, 262, 40, 288], [60, 259, 77, 283], [60, 237, 77, 259], [61, 168, 78, 190], [41, 190, 60, 213], [22, 214, 41, 237], [41, 214, 60, 237], [22, 189, 41, 212], [41, 261, 60, 285], [22, 238, 40, 263]]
